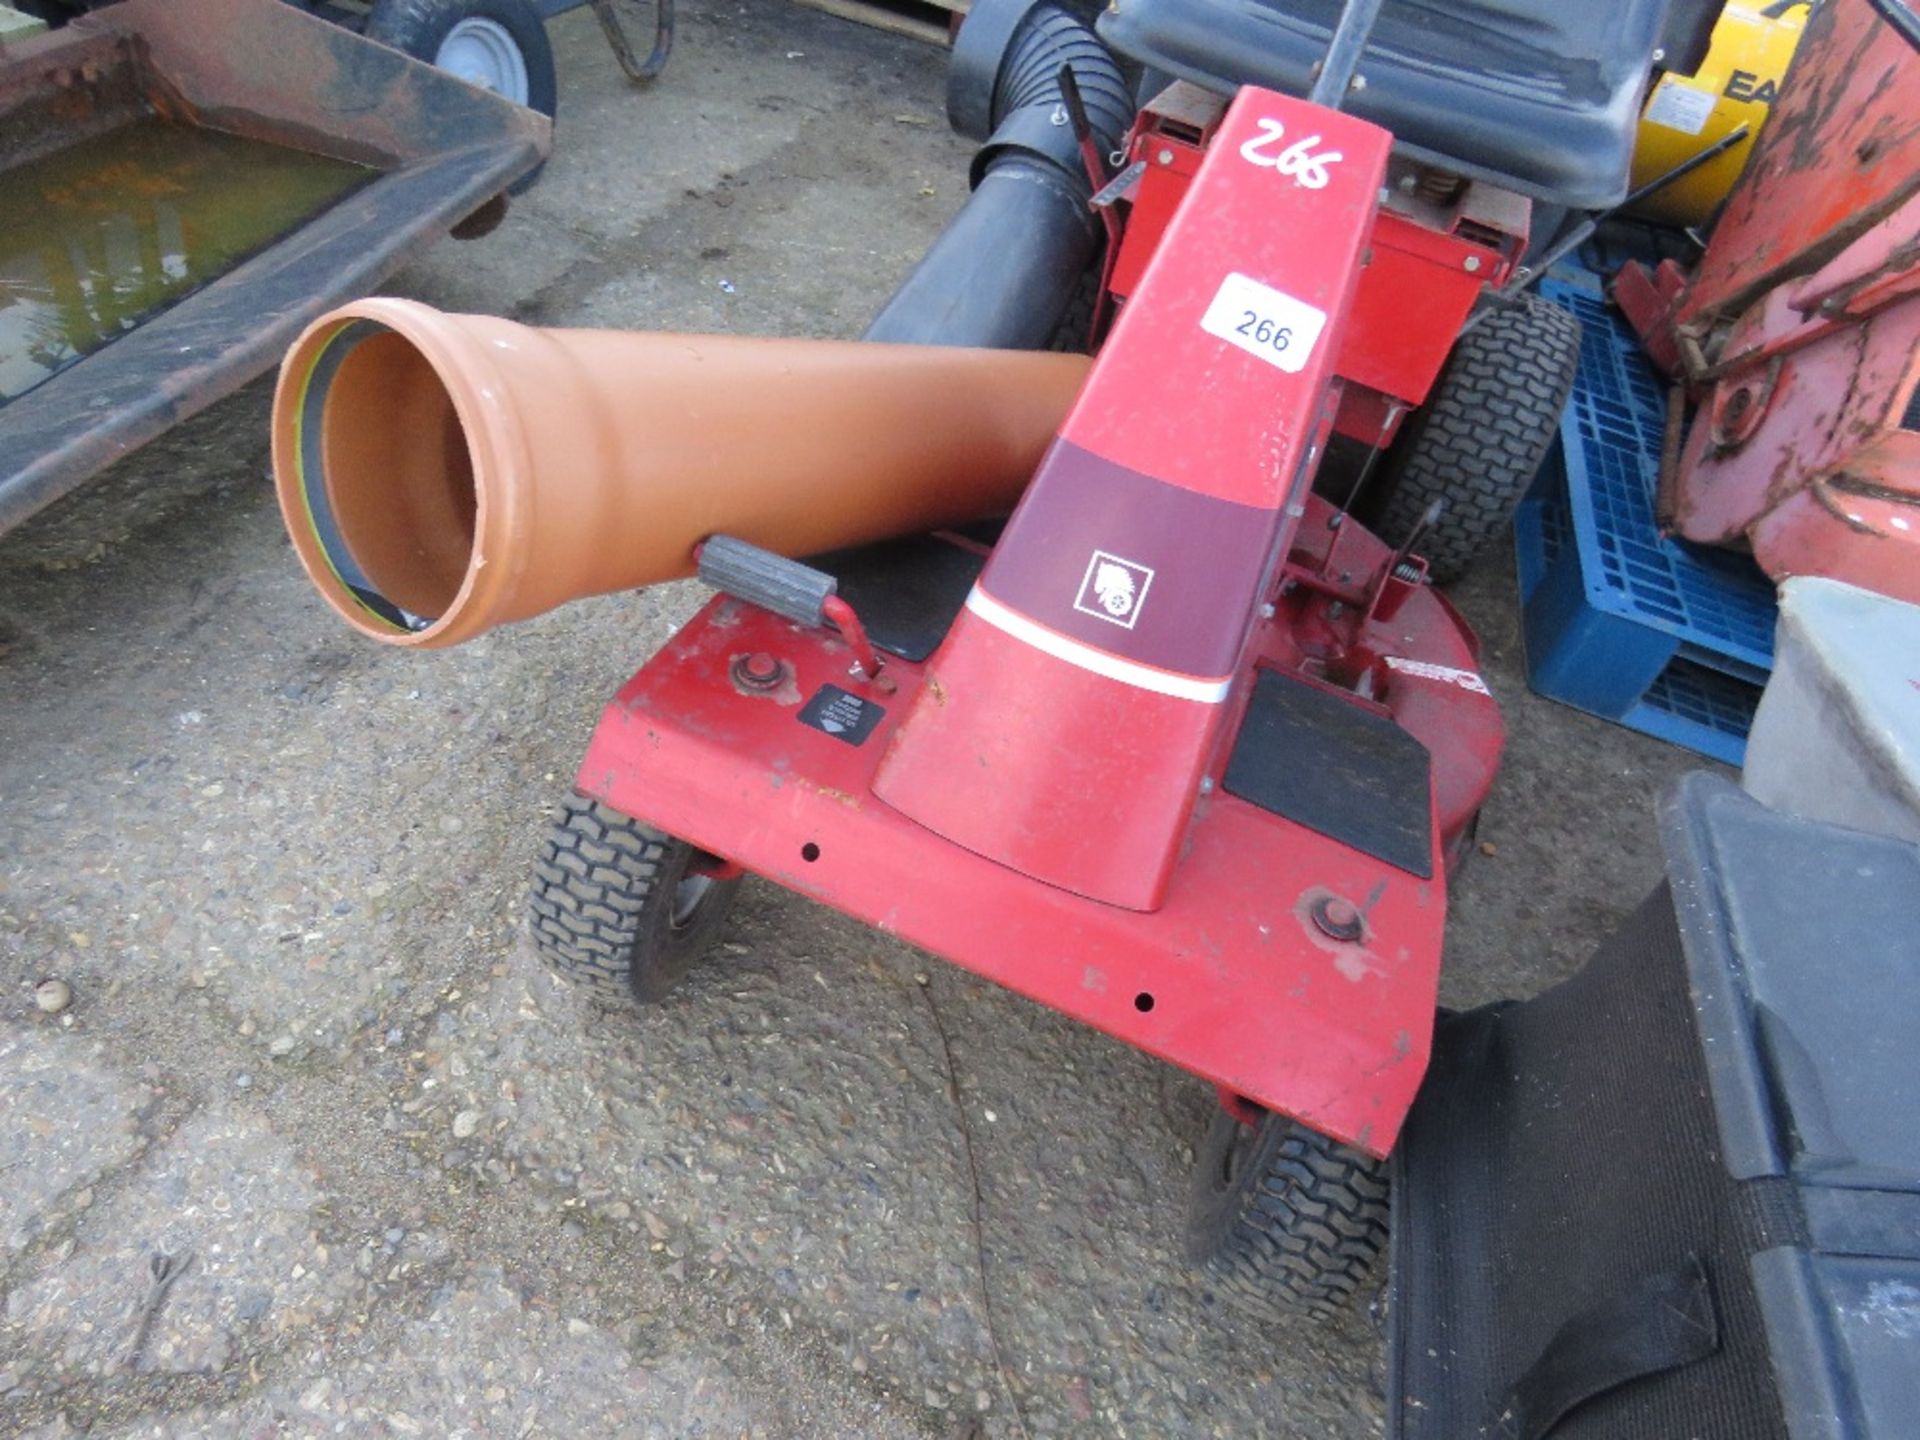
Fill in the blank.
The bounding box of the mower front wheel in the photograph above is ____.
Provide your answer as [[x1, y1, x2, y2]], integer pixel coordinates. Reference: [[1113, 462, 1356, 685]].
[[1186, 1102, 1389, 1323], [527, 794, 740, 1005]]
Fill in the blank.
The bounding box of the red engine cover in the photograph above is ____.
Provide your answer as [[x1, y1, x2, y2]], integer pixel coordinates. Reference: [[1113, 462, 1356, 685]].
[[874, 87, 1392, 910]]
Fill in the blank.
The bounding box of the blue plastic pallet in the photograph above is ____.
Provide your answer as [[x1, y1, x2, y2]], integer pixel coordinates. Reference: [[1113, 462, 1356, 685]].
[[1514, 281, 1779, 766]]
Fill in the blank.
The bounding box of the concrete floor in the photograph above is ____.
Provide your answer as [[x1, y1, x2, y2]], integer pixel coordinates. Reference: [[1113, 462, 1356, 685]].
[[0, 4, 1719, 1436]]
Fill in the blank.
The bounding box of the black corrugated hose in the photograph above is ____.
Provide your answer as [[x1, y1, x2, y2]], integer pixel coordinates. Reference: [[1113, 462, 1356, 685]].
[[864, 0, 1134, 350]]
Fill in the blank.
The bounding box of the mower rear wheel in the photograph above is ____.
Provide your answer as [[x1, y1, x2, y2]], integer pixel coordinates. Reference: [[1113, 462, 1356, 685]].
[[1371, 292, 1582, 584], [527, 794, 740, 1005], [1186, 1103, 1389, 1323]]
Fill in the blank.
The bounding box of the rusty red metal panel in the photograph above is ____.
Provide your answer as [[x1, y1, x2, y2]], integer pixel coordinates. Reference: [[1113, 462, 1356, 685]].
[[1612, 259, 1690, 379], [1676, 283, 1920, 602], [80, 0, 552, 168], [1672, 182, 1920, 600], [1679, 0, 1920, 328], [1747, 435, 1920, 606]]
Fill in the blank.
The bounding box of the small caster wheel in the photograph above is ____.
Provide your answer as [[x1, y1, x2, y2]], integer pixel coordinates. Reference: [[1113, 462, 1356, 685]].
[[1186, 1101, 1389, 1323], [527, 793, 740, 1005]]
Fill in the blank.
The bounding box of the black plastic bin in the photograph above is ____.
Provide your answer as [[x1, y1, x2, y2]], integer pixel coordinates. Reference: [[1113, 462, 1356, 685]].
[[1388, 772, 1920, 1440]]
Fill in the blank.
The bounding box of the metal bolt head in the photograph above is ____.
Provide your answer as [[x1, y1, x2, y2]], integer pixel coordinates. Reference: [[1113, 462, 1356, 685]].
[[1157, 148, 1175, 166], [1463, 255, 1482, 273], [730, 651, 784, 691], [1198, 776, 1215, 795], [1309, 896, 1365, 943]]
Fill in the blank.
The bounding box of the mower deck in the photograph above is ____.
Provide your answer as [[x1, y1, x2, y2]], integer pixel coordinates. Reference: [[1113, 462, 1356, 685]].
[[578, 515, 1499, 1157]]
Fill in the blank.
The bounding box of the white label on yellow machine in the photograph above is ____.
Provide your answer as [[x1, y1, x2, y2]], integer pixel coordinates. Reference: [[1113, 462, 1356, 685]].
[[1644, 80, 1716, 136], [1200, 271, 1327, 375]]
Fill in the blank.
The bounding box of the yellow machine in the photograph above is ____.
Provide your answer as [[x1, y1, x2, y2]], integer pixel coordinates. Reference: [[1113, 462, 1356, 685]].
[[1631, 1, 1808, 228]]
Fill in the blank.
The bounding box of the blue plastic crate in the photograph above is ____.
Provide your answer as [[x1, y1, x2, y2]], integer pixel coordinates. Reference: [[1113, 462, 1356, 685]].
[[1513, 282, 1781, 766]]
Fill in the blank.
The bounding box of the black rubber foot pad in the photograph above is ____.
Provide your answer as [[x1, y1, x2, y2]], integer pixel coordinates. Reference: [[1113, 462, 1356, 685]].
[[1223, 668, 1434, 879]]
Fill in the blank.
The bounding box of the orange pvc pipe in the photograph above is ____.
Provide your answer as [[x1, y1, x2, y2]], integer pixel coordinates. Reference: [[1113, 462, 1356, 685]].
[[271, 298, 1089, 647]]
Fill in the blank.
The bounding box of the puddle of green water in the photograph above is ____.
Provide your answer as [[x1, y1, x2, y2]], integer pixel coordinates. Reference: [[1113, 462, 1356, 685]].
[[0, 118, 372, 406]]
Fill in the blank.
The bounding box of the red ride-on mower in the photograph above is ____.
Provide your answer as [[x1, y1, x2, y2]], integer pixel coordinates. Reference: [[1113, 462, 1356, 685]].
[[529, 0, 1714, 1318]]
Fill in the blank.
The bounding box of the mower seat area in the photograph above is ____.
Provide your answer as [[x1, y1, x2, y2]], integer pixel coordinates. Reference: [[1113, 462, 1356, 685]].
[[1099, 0, 1724, 209]]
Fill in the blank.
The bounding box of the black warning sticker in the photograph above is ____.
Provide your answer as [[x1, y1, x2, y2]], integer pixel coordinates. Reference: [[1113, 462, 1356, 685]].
[[797, 685, 885, 746]]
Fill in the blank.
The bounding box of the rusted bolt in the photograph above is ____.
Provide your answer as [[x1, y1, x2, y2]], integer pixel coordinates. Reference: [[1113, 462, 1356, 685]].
[[730, 651, 784, 691], [1310, 895, 1365, 943]]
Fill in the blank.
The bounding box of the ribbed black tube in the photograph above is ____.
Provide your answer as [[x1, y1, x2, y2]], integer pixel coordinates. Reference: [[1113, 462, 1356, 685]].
[[864, 0, 1132, 349], [981, 3, 1133, 166]]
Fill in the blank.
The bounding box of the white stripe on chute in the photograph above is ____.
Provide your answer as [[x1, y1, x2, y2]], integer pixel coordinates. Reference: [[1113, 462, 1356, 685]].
[[963, 587, 1231, 704]]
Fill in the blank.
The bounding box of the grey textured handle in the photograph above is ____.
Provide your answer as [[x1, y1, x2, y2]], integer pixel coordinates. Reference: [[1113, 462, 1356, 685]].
[[698, 535, 836, 626]]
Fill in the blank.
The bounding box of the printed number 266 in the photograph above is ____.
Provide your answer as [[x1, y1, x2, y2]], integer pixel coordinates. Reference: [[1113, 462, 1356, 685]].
[[1235, 310, 1291, 352]]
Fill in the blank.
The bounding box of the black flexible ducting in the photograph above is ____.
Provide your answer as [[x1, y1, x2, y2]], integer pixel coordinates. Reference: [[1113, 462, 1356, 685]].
[[864, 0, 1133, 350]]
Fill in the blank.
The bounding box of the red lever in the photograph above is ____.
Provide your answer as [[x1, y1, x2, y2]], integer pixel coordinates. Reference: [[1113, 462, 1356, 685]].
[[821, 595, 882, 680]]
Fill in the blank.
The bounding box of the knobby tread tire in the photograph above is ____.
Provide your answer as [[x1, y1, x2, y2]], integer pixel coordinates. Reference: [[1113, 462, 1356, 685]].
[[1374, 292, 1582, 584], [527, 793, 738, 1005], [1186, 1107, 1390, 1324]]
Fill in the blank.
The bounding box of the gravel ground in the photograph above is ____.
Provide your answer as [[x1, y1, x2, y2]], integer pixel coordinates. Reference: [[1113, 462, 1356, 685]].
[[0, 4, 1718, 1436]]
